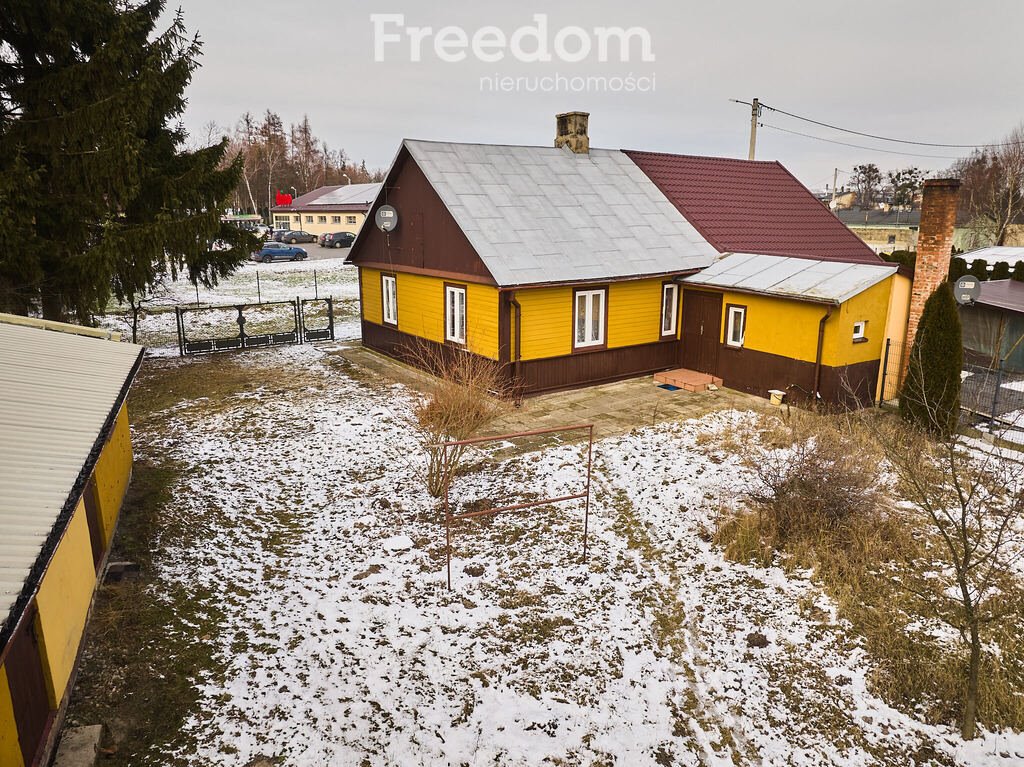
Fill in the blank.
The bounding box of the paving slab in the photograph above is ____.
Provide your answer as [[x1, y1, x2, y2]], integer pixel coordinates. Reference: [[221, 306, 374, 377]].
[[53, 725, 104, 767]]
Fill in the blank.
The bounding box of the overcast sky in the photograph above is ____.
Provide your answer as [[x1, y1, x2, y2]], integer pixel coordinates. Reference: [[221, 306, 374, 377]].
[[168, 0, 1024, 192]]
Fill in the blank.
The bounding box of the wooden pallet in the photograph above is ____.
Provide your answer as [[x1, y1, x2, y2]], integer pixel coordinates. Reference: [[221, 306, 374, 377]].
[[654, 368, 724, 393]]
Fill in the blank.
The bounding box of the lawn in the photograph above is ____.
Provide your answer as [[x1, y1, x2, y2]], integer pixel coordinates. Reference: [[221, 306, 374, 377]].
[[68, 261, 1024, 766]]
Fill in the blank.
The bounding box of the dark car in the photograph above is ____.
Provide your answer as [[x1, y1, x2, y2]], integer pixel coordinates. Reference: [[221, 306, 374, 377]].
[[324, 231, 357, 249], [279, 230, 316, 244], [318, 232, 333, 246], [252, 242, 307, 263]]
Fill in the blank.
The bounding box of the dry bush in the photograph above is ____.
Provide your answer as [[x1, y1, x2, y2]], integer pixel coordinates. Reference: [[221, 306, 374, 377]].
[[404, 340, 512, 498]]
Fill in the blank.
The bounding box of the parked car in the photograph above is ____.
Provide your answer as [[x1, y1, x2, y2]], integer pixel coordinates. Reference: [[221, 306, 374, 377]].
[[324, 231, 357, 249], [318, 232, 333, 247], [279, 229, 316, 244], [252, 242, 307, 263]]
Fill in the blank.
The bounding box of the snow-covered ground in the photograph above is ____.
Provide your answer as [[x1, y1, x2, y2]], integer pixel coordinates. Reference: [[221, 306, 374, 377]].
[[135, 343, 1023, 767]]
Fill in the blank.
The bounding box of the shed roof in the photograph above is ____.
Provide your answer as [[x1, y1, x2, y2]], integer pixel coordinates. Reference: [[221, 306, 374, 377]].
[[402, 140, 718, 286], [624, 151, 885, 265], [960, 246, 1024, 264], [271, 183, 380, 212], [0, 320, 143, 638], [681, 252, 897, 305], [974, 279, 1024, 315]]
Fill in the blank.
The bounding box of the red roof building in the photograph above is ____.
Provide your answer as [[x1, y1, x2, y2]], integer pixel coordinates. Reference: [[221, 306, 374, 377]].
[[624, 151, 884, 265]]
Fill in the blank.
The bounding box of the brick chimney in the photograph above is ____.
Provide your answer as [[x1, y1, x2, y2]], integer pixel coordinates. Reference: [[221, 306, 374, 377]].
[[905, 178, 960, 353], [555, 111, 590, 154]]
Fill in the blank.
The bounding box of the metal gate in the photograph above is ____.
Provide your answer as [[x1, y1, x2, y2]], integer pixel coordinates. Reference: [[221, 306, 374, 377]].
[[175, 297, 334, 356]]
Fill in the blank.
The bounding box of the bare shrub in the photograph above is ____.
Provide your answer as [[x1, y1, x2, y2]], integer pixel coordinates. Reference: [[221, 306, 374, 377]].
[[404, 340, 512, 498]]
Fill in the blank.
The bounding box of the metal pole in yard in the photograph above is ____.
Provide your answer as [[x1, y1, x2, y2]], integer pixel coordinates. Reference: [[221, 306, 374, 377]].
[[195, 282, 200, 307], [314, 269, 318, 299], [991, 360, 1004, 423], [445, 443, 452, 590], [583, 425, 593, 562], [257, 272, 261, 304]]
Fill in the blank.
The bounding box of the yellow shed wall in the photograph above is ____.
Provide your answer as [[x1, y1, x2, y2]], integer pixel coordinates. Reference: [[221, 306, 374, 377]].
[[361, 267, 383, 325], [92, 402, 132, 544], [716, 291, 825, 364], [0, 664, 24, 767], [34, 499, 96, 707], [821, 277, 891, 367]]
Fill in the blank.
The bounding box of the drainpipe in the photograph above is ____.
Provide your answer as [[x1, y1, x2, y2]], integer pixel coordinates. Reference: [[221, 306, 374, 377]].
[[508, 291, 522, 393], [813, 305, 835, 400]]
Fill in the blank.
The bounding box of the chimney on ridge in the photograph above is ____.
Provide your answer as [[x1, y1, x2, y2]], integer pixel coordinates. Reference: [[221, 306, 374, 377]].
[[905, 177, 961, 354], [555, 111, 590, 154]]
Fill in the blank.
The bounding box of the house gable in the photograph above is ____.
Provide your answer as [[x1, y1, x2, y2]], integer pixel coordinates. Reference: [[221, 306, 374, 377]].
[[347, 147, 497, 285]]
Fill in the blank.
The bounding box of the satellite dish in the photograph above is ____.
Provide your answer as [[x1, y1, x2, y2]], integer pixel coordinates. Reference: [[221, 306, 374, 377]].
[[375, 204, 399, 233], [954, 275, 981, 305]]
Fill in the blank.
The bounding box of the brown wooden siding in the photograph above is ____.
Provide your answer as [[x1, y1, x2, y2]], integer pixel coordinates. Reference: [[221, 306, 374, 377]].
[[347, 148, 495, 283]]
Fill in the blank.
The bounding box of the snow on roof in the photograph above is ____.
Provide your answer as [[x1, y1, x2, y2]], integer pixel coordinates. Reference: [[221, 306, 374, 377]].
[[0, 319, 143, 634], [681, 252, 897, 305], [959, 246, 1024, 263], [403, 140, 718, 286], [273, 183, 381, 211]]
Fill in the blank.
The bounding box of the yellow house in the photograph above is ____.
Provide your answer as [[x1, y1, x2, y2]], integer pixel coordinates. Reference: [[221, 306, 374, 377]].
[[0, 316, 143, 767], [347, 114, 912, 405], [270, 183, 379, 237]]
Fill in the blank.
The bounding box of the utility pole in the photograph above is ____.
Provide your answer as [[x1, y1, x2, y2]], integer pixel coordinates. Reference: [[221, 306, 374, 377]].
[[748, 98, 761, 160], [831, 167, 838, 209]]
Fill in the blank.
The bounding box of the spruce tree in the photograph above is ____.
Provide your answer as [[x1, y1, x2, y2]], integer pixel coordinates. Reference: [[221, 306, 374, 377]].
[[900, 282, 963, 438], [990, 261, 1011, 280], [968, 259, 989, 281], [0, 1, 255, 321], [948, 256, 969, 282], [1013, 261, 1024, 282]]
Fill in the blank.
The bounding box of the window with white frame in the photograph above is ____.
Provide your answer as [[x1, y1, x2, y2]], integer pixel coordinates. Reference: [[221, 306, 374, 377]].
[[305, 215, 313, 223], [317, 215, 327, 224], [445, 285, 466, 344], [661, 283, 679, 337], [574, 289, 606, 349], [346, 215, 357, 225], [382, 275, 397, 325], [853, 320, 867, 341], [293, 214, 301, 222], [332, 215, 341, 223], [726, 305, 746, 347]]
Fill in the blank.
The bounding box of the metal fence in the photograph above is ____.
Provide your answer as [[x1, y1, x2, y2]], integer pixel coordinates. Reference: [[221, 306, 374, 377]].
[[877, 337, 1024, 426], [174, 297, 334, 356]]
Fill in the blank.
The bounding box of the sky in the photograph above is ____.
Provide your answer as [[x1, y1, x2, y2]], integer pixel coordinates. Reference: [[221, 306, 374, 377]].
[[167, 0, 1024, 192]]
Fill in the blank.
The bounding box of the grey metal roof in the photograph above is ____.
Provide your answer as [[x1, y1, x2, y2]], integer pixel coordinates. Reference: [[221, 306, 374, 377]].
[[975, 279, 1024, 315], [403, 140, 718, 286], [0, 320, 143, 631], [959, 246, 1024, 263], [309, 183, 381, 207], [682, 252, 897, 305]]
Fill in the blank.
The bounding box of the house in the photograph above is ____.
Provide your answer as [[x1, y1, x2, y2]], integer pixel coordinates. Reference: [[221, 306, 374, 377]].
[[835, 209, 921, 254], [346, 113, 945, 406], [0, 316, 143, 767], [960, 278, 1024, 373], [271, 182, 381, 236]]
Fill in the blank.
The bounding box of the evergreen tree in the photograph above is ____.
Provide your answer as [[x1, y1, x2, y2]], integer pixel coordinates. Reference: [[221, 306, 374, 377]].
[[1012, 261, 1024, 282], [0, 0, 254, 321], [948, 256, 969, 282], [990, 261, 1011, 280], [900, 282, 963, 438], [968, 258, 989, 281]]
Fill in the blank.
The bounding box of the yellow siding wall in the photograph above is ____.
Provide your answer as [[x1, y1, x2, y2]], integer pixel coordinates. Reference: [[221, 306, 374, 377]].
[[0, 664, 24, 767], [34, 499, 96, 707], [715, 279, 892, 368], [517, 278, 669, 360], [518, 286, 572, 360], [92, 403, 132, 544], [607, 279, 667, 349], [358, 268, 500, 359]]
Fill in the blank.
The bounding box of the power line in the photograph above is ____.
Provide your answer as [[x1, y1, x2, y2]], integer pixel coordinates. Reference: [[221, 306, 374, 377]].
[[731, 98, 1014, 150], [759, 122, 963, 161]]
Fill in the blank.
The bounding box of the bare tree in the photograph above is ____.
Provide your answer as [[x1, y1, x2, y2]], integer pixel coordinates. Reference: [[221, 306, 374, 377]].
[[873, 395, 1024, 740], [953, 123, 1024, 248], [851, 163, 883, 208]]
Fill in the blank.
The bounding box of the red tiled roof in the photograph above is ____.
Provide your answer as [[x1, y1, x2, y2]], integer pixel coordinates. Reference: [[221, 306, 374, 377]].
[[624, 150, 884, 265]]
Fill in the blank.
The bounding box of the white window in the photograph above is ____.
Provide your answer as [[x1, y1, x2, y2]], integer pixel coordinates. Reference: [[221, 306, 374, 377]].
[[726, 305, 746, 347], [574, 289, 606, 349], [305, 215, 313, 223], [661, 283, 679, 337], [853, 321, 867, 341], [445, 285, 466, 344], [317, 215, 327, 224], [293, 214, 300, 222], [346, 215, 357, 225], [332, 215, 341, 224], [382, 275, 397, 325]]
